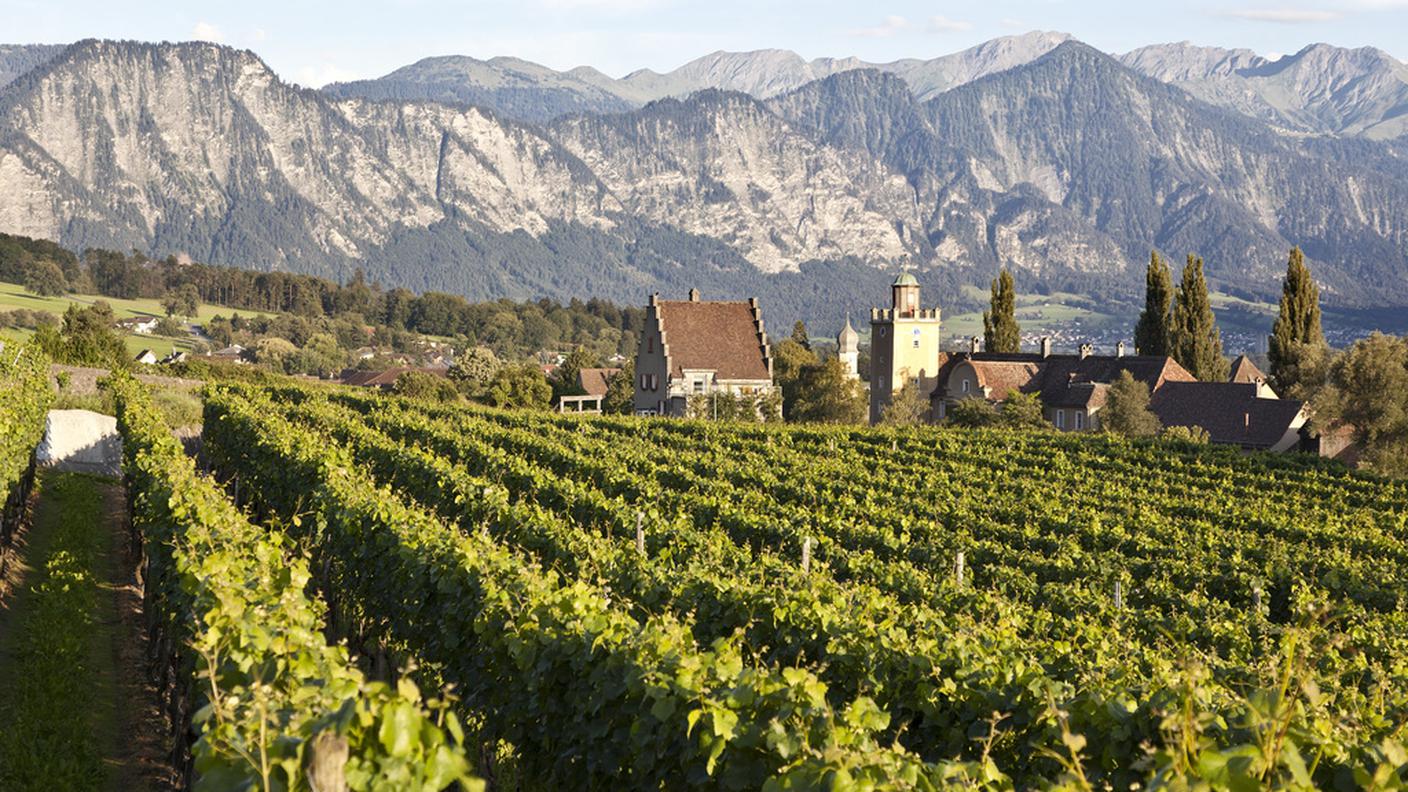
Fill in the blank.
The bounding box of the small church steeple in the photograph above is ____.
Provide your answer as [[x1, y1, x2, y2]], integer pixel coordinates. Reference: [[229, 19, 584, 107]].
[[837, 313, 860, 379]]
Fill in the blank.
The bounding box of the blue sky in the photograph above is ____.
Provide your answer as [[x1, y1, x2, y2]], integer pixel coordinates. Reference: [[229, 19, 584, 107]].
[[4, 0, 1405, 86]]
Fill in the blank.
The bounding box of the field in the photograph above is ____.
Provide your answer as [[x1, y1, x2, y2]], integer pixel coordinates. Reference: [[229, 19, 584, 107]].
[[183, 382, 1408, 789], [0, 280, 275, 359]]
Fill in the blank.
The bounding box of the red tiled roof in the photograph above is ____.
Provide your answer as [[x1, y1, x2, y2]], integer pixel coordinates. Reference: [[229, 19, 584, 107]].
[[578, 367, 620, 397], [968, 360, 1042, 400], [1150, 382, 1306, 448], [657, 300, 771, 381]]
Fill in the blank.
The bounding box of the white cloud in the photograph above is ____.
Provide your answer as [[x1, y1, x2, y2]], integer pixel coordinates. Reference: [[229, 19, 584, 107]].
[[295, 63, 360, 88], [850, 15, 910, 38], [1220, 8, 1342, 23], [192, 21, 224, 42], [926, 15, 974, 33]]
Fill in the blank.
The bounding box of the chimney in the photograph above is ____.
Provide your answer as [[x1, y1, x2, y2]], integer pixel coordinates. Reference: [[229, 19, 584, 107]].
[[688, 288, 701, 302], [649, 292, 660, 306], [1040, 337, 1052, 358], [1116, 341, 1126, 358], [1079, 343, 1092, 359], [970, 336, 981, 355]]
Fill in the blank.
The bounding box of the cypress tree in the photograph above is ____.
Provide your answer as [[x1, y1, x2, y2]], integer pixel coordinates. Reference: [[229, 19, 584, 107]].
[[1134, 251, 1173, 356], [1268, 247, 1327, 395], [982, 268, 1020, 353], [1170, 254, 1229, 381]]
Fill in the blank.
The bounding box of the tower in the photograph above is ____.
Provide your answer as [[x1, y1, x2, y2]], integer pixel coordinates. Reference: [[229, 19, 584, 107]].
[[837, 314, 859, 380], [869, 272, 942, 424]]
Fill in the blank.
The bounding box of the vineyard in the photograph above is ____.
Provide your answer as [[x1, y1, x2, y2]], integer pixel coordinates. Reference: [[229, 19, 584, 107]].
[[179, 381, 1408, 790]]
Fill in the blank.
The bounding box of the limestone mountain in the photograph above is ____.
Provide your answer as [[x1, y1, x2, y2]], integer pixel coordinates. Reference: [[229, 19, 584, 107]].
[[768, 42, 1408, 304], [1121, 42, 1408, 140], [0, 44, 64, 89], [328, 32, 1074, 123], [0, 39, 917, 319], [323, 55, 636, 123]]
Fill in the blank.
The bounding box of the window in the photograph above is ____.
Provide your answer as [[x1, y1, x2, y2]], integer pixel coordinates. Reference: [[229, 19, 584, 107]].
[[961, 379, 970, 394], [693, 379, 705, 393], [647, 337, 655, 353], [1056, 410, 1066, 429], [650, 374, 659, 391], [1074, 412, 1084, 430]]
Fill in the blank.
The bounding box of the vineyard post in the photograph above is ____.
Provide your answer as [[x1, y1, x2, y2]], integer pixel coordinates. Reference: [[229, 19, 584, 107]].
[[955, 551, 965, 587], [1252, 586, 1262, 612], [802, 537, 812, 573], [635, 511, 645, 556], [1115, 581, 1124, 610]]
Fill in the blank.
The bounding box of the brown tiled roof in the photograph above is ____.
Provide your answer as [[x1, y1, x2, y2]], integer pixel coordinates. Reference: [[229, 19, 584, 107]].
[[578, 367, 620, 397], [1035, 355, 1194, 407], [1228, 355, 1266, 384], [340, 367, 448, 388], [1150, 382, 1306, 448], [657, 300, 771, 380], [968, 360, 1042, 400]]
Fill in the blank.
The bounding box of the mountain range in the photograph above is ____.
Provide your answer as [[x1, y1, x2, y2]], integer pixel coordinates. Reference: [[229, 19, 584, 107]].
[[0, 33, 1405, 331]]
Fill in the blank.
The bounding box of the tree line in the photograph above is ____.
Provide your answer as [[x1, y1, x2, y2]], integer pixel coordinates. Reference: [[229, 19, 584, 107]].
[[0, 232, 646, 362]]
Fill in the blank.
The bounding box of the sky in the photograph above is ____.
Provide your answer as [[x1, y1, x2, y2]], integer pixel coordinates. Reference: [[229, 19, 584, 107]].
[[2, 0, 1405, 87]]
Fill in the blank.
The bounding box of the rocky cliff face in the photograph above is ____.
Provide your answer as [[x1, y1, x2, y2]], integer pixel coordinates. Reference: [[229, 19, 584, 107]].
[[0, 37, 1405, 314], [0, 40, 920, 284], [1121, 42, 1408, 140]]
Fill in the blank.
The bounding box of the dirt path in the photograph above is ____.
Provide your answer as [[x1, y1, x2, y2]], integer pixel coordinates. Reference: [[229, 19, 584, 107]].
[[0, 471, 177, 791]]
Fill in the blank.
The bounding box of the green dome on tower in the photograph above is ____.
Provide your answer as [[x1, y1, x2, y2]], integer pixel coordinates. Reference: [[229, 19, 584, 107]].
[[892, 272, 918, 287]]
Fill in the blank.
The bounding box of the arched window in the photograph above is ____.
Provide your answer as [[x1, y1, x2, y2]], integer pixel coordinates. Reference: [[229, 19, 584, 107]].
[[961, 379, 970, 394]]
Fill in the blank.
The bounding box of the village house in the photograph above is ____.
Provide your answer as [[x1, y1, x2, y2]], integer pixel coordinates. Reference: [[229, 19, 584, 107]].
[[339, 366, 450, 390], [633, 289, 775, 417], [557, 366, 621, 414], [116, 316, 160, 335], [930, 337, 1313, 452]]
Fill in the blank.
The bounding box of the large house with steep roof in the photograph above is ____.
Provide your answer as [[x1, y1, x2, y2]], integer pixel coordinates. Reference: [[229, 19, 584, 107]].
[[633, 289, 775, 416], [932, 343, 1196, 431], [931, 339, 1312, 451]]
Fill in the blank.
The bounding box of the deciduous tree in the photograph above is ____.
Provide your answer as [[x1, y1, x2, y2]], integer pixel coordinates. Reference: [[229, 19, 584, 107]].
[[790, 358, 867, 424], [1102, 370, 1161, 437], [1312, 333, 1408, 478]]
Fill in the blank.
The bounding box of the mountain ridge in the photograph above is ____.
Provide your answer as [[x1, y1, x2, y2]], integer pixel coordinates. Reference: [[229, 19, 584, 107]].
[[0, 36, 1405, 329]]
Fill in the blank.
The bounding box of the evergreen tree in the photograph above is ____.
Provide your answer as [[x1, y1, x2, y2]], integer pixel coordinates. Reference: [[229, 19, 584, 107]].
[[982, 269, 1020, 353], [1170, 255, 1229, 381], [790, 320, 812, 351], [602, 359, 635, 415], [551, 345, 597, 403], [1268, 247, 1328, 397], [1101, 371, 1161, 437], [1134, 251, 1173, 355]]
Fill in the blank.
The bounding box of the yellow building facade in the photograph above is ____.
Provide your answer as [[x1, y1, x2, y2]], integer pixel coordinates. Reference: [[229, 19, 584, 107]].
[[868, 273, 943, 424]]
